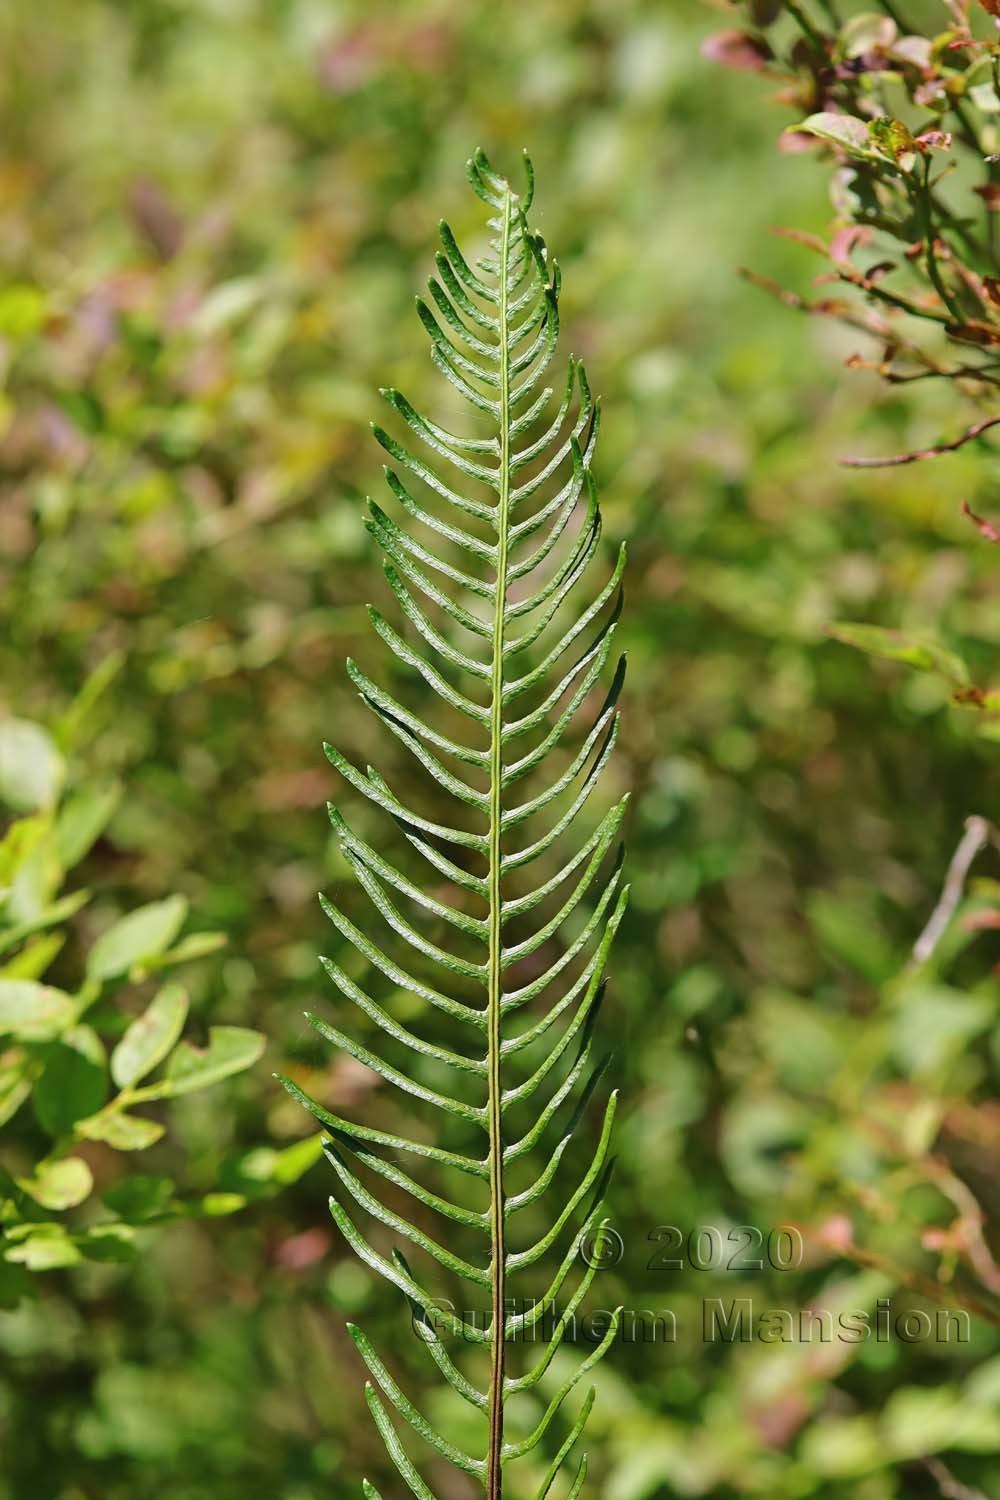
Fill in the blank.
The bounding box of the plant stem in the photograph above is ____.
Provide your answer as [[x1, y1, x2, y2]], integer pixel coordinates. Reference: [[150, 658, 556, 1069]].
[[485, 181, 513, 1500], [784, 0, 826, 50]]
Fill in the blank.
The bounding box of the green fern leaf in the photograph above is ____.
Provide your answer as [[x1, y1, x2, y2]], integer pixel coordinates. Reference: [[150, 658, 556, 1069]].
[[279, 147, 628, 1498]]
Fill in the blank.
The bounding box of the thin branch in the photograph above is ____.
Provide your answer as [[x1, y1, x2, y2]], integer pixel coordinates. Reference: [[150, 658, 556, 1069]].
[[840, 415, 1000, 469], [921, 1455, 989, 1500], [963, 500, 1000, 542], [842, 1242, 1000, 1328], [912, 815, 993, 963], [922, 1157, 1000, 1299]]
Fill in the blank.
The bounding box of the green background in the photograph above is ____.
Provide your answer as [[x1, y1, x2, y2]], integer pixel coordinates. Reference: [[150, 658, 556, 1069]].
[[1, 0, 997, 1496]]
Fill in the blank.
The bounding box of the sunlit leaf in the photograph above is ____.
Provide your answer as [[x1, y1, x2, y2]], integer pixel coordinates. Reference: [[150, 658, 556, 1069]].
[[18, 1155, 93, 1211], [794, 113, 879, 160], [111, 983, 188, 1089], [0, 979, 77, 1041], [76, 1110, 165, 1151], [161, 1025, 264, 1096], [0, 720, 65, 813], [87, 895, 188, 982], [4, 1226, 83, 1270]]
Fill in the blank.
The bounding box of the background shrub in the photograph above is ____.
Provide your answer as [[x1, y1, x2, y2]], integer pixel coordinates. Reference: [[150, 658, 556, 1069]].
[[0, 1, 997, 1497]]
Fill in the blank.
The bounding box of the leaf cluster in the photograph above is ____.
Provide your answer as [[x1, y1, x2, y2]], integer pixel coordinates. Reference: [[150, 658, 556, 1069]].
[[0, 690, 264, 1286], [706, 0, 1000, 428]]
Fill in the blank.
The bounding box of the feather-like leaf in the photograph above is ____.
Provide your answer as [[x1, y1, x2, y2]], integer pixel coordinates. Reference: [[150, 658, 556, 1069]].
[[281, 149, 628, 1498]]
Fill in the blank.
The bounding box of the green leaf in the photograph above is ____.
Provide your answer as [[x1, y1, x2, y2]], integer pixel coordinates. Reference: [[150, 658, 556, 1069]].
[[0, 931, 65, 980], [807, 892, 899, 983], [0, 719, 65, 812], [187, 1192, 247, 1216], [0, 1047, 39, 1127], [238, 1132, 325, 1186], [4, 1226, 83, 1270], [76, 1110, 165, 1150], [34, 1026, 108, 1137], [839, 12, 896, 57], [87, 895, 188, 982], [160, 1025, 264, 1096], [867, 115, 919, 166], [883, 1384, 1000, 1457], [828, 623, 970, 685], [0, 889, 90, 959], [794, 113, 879, 159], [969, 81, 1000, 115], [0, 283, 47, 338], [55, 650, 125, 752], [55, 782, 121, 870], [286, 153, 627, 1497], [142, 930, 227, 973], [0, 979, 77, 1040], [191, 276, 263, 335], [891, 982, 995, 1077], [0, 814, 48, 889], [102, 1175, 175, 1221], [18, 1155, 93, 1210], [0, 1259, 32, 1307], [79, 1224, 139, 1263], [111, 982, 189, 1089]]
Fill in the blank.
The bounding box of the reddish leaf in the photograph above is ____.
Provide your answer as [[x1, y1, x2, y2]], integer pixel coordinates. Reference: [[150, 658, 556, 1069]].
[[701, 29, 773, 71], [818, 1214, 854, 1254], [129, 179, 185, 262], [963, 908, 1000, 931], [830, 225, 872, 266], [275, 1228, 331, 1270], [963, 501, 1000, 543], [779, 129, 819, 154], [975, 183, 1000, 211], [770, 225, 828, 254]]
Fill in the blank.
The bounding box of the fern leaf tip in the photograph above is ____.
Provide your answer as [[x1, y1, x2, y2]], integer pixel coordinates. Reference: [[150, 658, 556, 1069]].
[[306, 149, 626, 1491]]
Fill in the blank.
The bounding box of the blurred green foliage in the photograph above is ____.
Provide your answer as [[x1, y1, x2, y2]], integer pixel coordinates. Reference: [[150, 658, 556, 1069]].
[[0, 702, 265, 1277], [0, 0, 997, 1497]]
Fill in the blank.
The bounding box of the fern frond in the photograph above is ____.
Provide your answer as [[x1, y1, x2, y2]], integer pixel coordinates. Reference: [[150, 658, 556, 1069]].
[[283, 147, 628, 1498]]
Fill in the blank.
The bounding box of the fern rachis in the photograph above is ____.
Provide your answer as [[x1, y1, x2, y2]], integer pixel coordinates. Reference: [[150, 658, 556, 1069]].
[[281, 148, 628, 1498]]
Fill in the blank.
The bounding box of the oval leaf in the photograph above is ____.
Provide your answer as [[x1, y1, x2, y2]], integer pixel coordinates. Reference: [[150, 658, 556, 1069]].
[[162, 1025, 265, 1097], [0, 979, 76, 1041], [77, 1110, 165, 1151], [840, 12, 896, 57], [34, 1027, 108, 1137], [794, 112, 877, 159], [55, 782, 121, 870], [0, 720, 65, 813], [19, 1155, 93, 1211], [4, 1228, 83, 1270], [111, 982, 189, 1089], [87, 895, 188, 982], [700, 29, 773, 71]]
